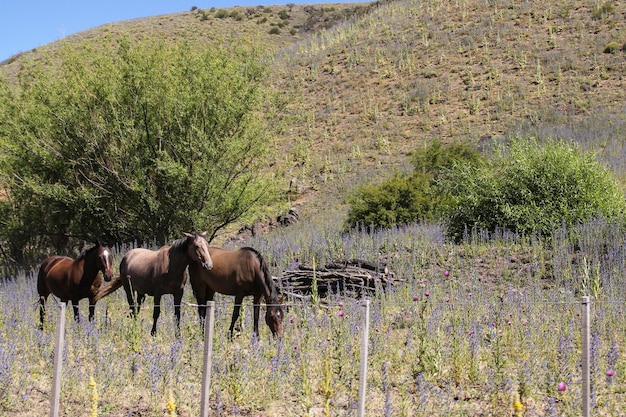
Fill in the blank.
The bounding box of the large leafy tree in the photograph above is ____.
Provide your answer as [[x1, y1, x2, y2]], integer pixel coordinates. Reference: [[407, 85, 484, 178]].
[[0, 38, 275, 261]]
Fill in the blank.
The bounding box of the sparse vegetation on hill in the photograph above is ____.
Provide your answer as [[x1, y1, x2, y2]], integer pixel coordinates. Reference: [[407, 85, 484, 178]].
[[270, 0, 626, 215], [2, 0, 625, 226], [1, 1, 626, 415]]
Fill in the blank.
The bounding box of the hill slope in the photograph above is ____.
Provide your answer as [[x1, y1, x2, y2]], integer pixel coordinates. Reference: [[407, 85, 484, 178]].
[[3, 0, 625, 226], [270, 0, 626, 213]]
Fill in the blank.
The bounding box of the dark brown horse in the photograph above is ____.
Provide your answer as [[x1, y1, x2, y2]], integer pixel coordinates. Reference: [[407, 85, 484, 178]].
[[119, 232, 213, 336], [38, 242, 114, 328], [189, 246, 284, 338]]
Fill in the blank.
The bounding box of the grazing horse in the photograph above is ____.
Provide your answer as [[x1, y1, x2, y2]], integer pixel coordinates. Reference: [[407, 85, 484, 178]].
[[189, 246, 284, 338], [119, 232, 213, 336], [38, 242, 114, 328]]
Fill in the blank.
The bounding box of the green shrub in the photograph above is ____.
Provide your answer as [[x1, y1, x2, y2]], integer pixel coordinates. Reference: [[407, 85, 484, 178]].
[[442, 137, 626, 241], [346, 140, 484, 230], [346, 172, 431, 230], [269, 27, 281, 35], [592, 1, 614, 20], [230, 11, 243, 21], [214, 9, 228, 19], [603, 41, 622, 53], [411, 139, 483, 177]]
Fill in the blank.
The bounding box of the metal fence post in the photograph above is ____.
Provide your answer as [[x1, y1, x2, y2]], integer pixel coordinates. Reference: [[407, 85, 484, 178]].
[[200, 301, 216, 417], [358, 299, 370, 417], [581, 296, 590, 417], [50, 301, 66, 417]]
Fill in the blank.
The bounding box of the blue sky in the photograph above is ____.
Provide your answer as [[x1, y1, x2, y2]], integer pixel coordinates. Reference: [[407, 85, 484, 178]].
[[0, 0, 346, 62]]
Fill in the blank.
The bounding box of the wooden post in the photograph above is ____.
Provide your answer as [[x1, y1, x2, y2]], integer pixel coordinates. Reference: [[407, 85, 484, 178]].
[[358, 299, 370, 417], [581, 296, 590, 417], [50, 301, 66, 417], [200, 301, 216, 417]]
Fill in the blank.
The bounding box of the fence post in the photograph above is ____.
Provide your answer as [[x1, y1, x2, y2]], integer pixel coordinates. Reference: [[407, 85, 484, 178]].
[[200, 301, 216, 417], [358, 299, 370, 417], [581, 296, 590, 417], [50, 301, 66, 417]]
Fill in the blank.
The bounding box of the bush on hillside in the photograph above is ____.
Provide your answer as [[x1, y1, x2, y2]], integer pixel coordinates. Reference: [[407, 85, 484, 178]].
[[346, 140, 483, 230], [346, 173, 431, 230], [442, 137, 626, 241]]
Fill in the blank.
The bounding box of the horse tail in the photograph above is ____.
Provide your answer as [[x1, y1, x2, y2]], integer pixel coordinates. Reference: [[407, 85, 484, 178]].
[[93, 275, 124, 302], [36, 267, 46, 297], [36, 260, 52, 298], [243, 247, 279, 301]]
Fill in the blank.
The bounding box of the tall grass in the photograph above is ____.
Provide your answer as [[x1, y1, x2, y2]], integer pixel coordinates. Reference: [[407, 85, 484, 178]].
[[2, 214, 626, 416], [1, 0, 626, 414]]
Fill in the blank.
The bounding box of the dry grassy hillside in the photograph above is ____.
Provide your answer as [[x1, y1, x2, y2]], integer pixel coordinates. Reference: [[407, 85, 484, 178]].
[[270, 0, 626, 213], [2, 0, 625, 222]]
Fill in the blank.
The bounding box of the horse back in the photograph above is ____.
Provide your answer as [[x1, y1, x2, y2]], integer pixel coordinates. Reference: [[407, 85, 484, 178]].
[[121, 247, 176, 295], [37, 255, 74, 299], [190, 247, 262, 296]]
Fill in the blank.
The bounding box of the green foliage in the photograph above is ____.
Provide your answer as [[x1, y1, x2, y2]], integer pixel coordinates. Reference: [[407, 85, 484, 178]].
[[229, 11, 243, 21], [442, 137, 626, 241], [603, 41, 622, 53], [346, 172, 430, 230], [592, 1, 615, 20], [346, 140, 484, 230], [214, 9, 228, 19], [411, 139, 483, 178], [0, 38, 275, 259]]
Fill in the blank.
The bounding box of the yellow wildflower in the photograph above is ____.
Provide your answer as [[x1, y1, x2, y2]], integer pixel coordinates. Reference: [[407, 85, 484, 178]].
[[166, 390, 177, 417], [512, 392, 523, 416], [89, 376, 98, 417]]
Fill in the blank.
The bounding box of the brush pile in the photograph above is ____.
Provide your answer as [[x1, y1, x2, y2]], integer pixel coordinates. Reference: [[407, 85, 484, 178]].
[[277, 259, 399, 299]]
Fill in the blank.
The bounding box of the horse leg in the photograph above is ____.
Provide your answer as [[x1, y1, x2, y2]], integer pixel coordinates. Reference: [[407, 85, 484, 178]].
[[229, 295, 245, 339], [151, 294, 161, 336], [123, 276, 137, 317], [137, 294, 145, 314], [192, 282, 207, 326], [88, 297, 96, 322], [253, 294, 262, 337], [198, 287, 216, 330], [38, 295, 47, 330], [72, 299, 80, 322], [173, 290, 183, 338]]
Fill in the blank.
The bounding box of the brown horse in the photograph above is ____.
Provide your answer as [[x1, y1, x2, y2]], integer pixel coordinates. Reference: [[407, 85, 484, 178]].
[[189, 246, 284, 338], [38, 242, 114, 328], [119, 232, 213, 336]]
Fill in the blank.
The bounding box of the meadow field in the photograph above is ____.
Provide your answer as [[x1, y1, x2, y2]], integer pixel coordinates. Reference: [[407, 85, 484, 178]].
[[2, 0, 626, 415], [2, 212, 626, 416]]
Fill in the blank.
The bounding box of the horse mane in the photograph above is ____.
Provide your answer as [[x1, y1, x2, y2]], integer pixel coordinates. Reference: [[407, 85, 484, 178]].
[[242, 247, 279, 301], [170, 235, 192, 253], [76, 243, 99, 261]]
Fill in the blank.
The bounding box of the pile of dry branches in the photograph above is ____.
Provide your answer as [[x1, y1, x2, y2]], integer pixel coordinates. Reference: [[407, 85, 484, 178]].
[[277, 259, 400, 299]]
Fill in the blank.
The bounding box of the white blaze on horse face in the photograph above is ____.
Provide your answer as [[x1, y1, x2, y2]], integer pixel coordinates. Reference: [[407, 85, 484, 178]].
[[196, 239, 213, 270], [103, 249, 111, 268]]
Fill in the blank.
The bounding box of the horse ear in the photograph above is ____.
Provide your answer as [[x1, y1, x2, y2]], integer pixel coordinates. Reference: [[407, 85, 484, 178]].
[[183, 232, 192, 238]]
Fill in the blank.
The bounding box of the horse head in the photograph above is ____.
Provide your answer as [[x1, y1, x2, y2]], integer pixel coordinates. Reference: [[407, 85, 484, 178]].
[[96, 241, 114, 282], [265, 296, 285, 338], [183, 232, 213, 271]]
